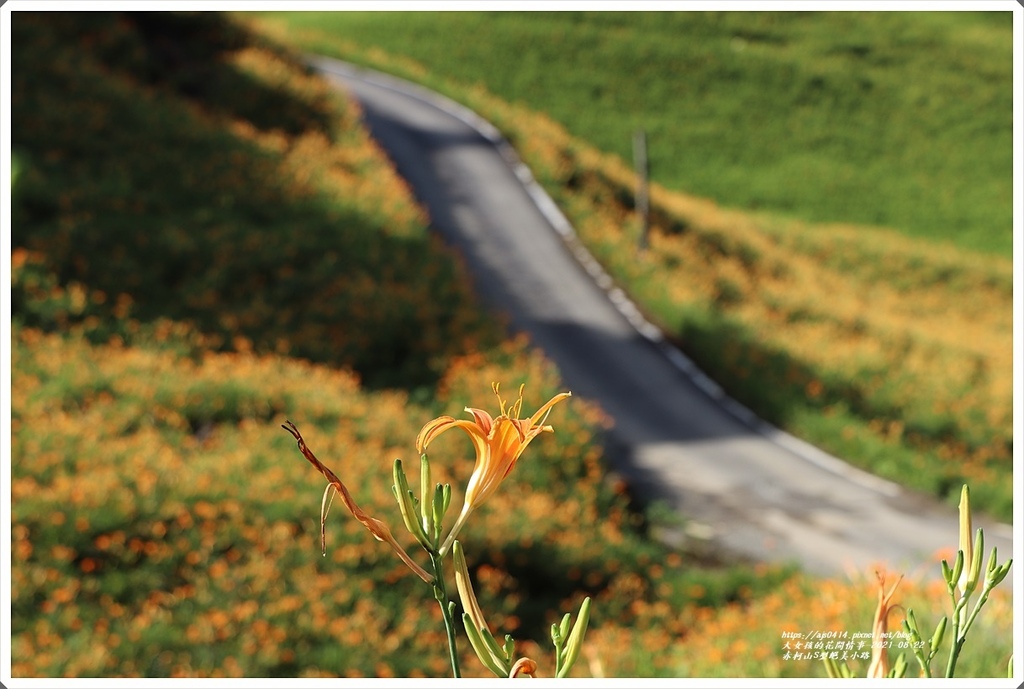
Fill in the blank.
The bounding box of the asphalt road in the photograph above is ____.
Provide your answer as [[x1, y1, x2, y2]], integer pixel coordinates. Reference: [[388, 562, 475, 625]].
[[311, 56, 1014, 579]]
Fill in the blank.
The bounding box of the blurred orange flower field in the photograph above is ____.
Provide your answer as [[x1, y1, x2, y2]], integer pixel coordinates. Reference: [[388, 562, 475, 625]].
[[13, 323, 1009, 678], [9, 10, 1013, 679]]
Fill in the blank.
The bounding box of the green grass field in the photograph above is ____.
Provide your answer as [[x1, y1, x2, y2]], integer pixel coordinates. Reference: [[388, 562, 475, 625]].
[[254, 10, 1014, 256], [9, 10, 1014, 679]]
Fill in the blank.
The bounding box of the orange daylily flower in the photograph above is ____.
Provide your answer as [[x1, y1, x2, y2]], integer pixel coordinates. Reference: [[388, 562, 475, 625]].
[[509, 658, 538, 679], [867, 569, 904, 678], [282, 421, 433, 584], [416, 383, 570, 554]]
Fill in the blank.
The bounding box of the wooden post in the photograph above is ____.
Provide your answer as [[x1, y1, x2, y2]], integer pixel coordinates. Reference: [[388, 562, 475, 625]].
[[633, 128, 650, 253]]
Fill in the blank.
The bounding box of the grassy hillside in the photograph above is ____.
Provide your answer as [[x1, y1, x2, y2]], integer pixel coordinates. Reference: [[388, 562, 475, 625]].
[[253, 10, 1014, 256], [8, 11, 1012, 679], [248, 13, 1014, 521]]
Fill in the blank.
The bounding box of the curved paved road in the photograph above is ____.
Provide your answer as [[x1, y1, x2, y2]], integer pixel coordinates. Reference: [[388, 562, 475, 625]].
[[311, 56, 1014, 579]]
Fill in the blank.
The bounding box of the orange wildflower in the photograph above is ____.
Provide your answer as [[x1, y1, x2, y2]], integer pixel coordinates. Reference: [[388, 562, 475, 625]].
[[416, 383, 570, 555], [867, 569, 904, 678], [509, 658, 538, 678]]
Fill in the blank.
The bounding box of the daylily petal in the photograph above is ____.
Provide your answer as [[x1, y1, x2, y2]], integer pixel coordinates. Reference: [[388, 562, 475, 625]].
[[530, 391, 573, 426], [415, 415, 455, 453], [416, 416, 487, 454], [465, 406, 494, 435]]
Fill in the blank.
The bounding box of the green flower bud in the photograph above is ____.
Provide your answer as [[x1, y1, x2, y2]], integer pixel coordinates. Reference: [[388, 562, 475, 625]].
[[962, 527, 984, 595], [930, 616, 947, 655], [958, 485, 972, 569], [940, 558, 953, 586], [392, 459, 429, 548], [559, 612, 572, 641], [556, 597, 592, 678], [419, 454, 433, 539], [949, 549, 965, 594], [904, 609, 920, 638], [988, 559, 1012, 588], [890, 651, 908, 678], [462, 612, 508, 678]]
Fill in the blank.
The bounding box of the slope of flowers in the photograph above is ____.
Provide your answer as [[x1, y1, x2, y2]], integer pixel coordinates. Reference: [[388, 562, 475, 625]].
[[12, 11, 498, 389], [6, 324, 755, 677], [10, 323, 1011, 678], [9, 324, 450, 677]]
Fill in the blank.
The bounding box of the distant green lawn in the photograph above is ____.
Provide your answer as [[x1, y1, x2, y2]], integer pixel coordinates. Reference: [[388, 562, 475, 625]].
[[255, 10, 1013, 256]]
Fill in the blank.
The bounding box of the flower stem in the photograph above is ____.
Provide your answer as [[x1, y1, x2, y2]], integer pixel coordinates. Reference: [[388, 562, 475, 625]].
[[945, 595, 968, 677], [946, 584, 993, 677], [430, 551, 461, 678]]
